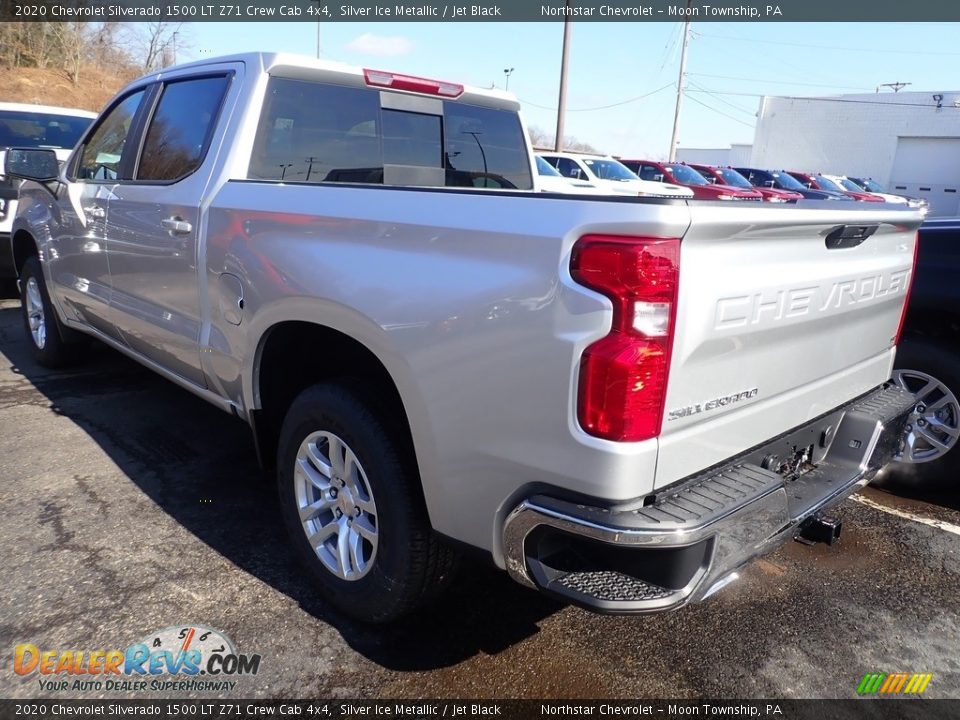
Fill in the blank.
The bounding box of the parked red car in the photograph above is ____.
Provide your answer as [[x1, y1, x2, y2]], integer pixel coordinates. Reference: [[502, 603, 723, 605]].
[[786, 171, 884, 202], [620, 159, 762, 200], [689, 164, 803, 203]]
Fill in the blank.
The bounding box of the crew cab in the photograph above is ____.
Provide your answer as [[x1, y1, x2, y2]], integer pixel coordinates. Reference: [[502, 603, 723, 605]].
[[690, 164, 802, 203], [620, 159, 761, 201], [0, 102, 96, 280], [6, 53, 925, 622]]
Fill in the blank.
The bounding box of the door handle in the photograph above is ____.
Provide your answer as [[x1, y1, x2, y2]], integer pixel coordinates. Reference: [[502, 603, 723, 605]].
[[83, 206, 106, 219], [161, 217, 193, 235]]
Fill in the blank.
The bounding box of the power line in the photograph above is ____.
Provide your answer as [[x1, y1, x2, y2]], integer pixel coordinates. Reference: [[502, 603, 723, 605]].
[[684, 93, 755, 128], [696, 31, 960, 57], [519, 83, 674, 112], [686, 81, 756, 116]]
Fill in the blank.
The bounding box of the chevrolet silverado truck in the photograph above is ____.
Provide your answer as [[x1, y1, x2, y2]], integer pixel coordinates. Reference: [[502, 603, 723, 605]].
[[5, 53, 926, 622]]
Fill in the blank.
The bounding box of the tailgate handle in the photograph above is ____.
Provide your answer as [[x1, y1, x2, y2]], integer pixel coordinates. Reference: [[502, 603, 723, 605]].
[[824, 224, 877, 249]]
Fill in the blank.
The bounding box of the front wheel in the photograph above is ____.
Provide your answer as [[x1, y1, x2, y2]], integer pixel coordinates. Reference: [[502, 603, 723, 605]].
[[276, 382, 458, 622], [19, 255, 84, 368]]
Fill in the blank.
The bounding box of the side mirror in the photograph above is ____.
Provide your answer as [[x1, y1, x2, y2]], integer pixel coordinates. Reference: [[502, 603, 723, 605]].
[[764, 180, 775, 188], [4, 148, 59, 182], [653, 173, 664, 182]]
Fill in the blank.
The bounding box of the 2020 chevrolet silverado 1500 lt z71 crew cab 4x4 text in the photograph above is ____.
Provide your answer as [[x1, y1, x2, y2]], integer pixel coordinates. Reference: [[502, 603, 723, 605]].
[[6, 53, 926, 622]]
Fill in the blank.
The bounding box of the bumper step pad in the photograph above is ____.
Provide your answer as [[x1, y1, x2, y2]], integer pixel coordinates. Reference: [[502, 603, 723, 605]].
[[552, 571, 673, 603]]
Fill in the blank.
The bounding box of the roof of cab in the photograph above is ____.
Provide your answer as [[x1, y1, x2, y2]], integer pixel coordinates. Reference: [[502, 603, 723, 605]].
[[130, 51, 520, 112]]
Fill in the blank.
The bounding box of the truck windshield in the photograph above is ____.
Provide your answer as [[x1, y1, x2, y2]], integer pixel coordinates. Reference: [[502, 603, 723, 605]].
[[838, 177, 865, 192], [771, 172, 807, 191], [716, 168, 755, 189], [0, 110, 92, 149], [582, 158, 638, 181], [859, 178, 886, 193], [665, 164, 708, 186], [814, 175, 844, 193]]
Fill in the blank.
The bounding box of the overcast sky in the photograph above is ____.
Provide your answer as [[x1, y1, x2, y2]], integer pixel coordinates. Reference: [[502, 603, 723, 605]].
[[179, 21, 960, 158]]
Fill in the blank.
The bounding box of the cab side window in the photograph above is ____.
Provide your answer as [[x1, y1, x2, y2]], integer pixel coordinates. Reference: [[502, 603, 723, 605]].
[[639, 164, 661, 181], [137, 76, 230, 182], [556, 158, 580, 178], [75, 90, 146, 181]]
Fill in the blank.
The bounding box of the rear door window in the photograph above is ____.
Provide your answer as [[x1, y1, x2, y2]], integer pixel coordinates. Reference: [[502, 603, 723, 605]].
[[249, 77, 532, 190], [136, 75, 230, 182]]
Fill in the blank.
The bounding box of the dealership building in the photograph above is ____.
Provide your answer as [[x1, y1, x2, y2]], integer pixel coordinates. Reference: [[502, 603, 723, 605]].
[[677, 90, 960, 217]]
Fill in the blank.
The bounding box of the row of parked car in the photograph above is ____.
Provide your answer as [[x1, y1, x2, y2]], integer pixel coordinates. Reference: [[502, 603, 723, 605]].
[[536, 149, 926, 207]]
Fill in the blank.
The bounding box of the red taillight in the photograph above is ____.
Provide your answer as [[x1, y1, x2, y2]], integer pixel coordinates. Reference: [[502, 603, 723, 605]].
[[571, 235, 680, 442], [363, 68, 464, 97], [894, 231, 920, 347]]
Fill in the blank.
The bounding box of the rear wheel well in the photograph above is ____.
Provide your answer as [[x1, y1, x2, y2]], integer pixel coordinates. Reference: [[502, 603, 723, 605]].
[[13, 230, 38, 274], [254, 322, 417, 475]]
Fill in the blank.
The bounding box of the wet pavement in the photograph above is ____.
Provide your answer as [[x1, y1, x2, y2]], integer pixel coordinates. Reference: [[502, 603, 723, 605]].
[[1, 297, 958, 700]]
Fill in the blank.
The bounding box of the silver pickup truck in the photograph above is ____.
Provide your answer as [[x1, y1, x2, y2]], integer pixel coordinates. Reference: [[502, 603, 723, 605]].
[[6, 53, 925, 622]]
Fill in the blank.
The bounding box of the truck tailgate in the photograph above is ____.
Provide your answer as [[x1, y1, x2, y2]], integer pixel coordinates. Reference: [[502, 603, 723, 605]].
[[656, 203, 923, 488]]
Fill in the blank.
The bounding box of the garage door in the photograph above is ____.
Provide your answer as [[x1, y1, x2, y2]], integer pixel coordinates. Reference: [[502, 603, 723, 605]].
[[889, 137, 960, 217]]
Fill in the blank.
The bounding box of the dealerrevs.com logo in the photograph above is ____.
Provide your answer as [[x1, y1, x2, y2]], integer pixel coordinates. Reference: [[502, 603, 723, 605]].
[[14, 625, 261, 693]]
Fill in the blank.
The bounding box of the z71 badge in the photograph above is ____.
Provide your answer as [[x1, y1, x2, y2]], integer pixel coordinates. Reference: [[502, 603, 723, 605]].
[[667, 388, 759, 421]]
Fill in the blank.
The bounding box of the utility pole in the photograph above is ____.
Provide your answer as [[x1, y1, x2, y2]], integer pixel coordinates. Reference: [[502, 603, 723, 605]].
[[504, 67, 514, 91], [172, 31, 179, 65], [668, 2, 693, 162], [554, 0, 572, 152], [876, 81, 911, 93], [309, 1, 322, 57]]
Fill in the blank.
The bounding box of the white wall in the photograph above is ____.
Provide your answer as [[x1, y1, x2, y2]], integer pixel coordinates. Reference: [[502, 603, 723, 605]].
[[675, 147, 734, 165], [750, 92, 960, 215], [676, 144, 754, 166]]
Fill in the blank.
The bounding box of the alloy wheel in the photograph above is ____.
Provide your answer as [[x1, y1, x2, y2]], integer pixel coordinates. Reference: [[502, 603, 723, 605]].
[[293, 430, 378, 580]]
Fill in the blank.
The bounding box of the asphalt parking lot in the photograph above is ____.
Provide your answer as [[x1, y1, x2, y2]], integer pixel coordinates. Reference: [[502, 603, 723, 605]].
[[1, 295, 959, 701]]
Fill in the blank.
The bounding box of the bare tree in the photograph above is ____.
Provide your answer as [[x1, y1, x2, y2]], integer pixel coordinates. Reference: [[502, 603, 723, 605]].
[[50, 22, 88, 84], [527, 124, 599, 153], [127, 22, 186, 71]]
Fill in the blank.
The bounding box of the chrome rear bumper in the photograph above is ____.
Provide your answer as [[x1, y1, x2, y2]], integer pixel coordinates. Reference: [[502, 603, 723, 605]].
[[502, 384, 915, 613]]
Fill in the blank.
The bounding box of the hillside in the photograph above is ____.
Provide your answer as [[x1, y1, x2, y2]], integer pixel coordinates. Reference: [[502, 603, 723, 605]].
[[0, 65, 134, 112]]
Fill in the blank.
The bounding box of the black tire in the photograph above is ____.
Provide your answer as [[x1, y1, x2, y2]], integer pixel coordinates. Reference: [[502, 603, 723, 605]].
[[878, 337, 960, 490], [19, 255, 85, 368], [276, 382, 458, 622]]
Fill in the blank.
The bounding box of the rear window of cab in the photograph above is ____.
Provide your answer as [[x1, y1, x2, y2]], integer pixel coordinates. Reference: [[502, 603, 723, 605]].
[[249, 77, 533, 190]]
